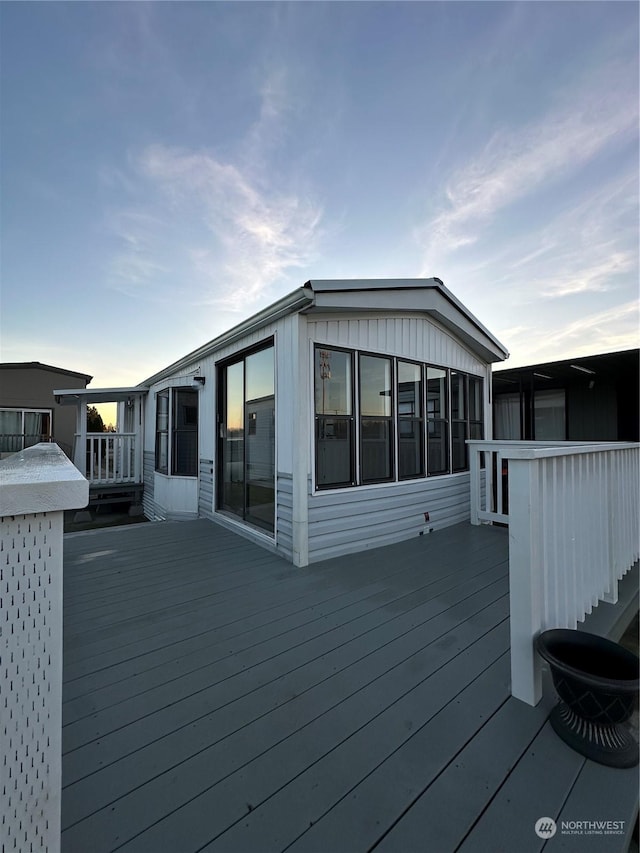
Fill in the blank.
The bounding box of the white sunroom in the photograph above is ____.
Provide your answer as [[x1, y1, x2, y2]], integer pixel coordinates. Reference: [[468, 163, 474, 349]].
[[57, 278, 508, 566]]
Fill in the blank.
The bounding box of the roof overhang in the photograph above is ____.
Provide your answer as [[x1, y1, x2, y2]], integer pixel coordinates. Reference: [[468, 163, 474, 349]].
[[141, 287, 313, 386], [493, 348, 639, 390], [137, 278, 507, 387], [54, 387, 149, 405], [305, 279, 509, 364]]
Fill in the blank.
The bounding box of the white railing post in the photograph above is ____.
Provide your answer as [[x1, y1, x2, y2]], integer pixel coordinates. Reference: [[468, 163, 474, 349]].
[[73, 402, 87, 476], [507, 456, 544, 705], [0, 444, 88, 853], [469, 445, 480, 525], [133, 396, 142, 485]]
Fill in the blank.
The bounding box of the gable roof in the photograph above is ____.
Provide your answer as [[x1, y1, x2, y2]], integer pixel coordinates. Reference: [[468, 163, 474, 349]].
[[141, 278, 508, 386], [0, 361, 93, 382]]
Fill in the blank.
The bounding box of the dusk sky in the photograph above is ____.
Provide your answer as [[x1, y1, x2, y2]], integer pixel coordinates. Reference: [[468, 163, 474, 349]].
[[2, 2, 638, 410]]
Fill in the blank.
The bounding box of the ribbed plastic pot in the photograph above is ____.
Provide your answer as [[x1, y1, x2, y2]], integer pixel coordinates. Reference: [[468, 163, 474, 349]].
[[536, 629, 639, 768]]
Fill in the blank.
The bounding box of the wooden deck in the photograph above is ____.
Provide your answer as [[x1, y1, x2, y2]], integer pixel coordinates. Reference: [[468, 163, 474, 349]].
[[61, 520, 638, 853]]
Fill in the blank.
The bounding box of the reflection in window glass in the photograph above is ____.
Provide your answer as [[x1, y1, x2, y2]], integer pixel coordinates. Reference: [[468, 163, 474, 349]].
[[316, 418, 353, 487], [427, 367, 448, 475], [469, 377, 483, 422], [534, 389, 566, 440], [315, 349, 352, 415], [155, 391, 169, 474], [359, 355, 393, 482], [315, 348, 353, 487], [359, 355, 392, 417], [361, 420, 393, 482], [451, 372, 468, 472], [246, 346, 275, 402], [451, 372, 466, 420], [172, 389, 198, 476], [220, 344, 275, 532], [398, 361, 424, 478]]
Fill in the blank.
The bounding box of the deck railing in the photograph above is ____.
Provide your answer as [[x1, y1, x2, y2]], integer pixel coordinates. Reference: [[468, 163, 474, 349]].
[[0, 443, 88, 853], [469, 440, 640, 705], [76, 432, 140, 485]]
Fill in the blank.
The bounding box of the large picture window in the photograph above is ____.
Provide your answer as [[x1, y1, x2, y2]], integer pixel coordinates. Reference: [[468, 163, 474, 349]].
[[313, 345, 484, 490], [155, 388, 198, 476]]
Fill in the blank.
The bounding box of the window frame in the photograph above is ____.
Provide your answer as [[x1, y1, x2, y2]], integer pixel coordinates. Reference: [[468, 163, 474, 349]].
[[154, 387, 199, 477], [358, 352, 395, 485], [450, 371, 468, 473], [314, 345, 356, 489], [426, 364, 450, 477], [313, 342, 485, 492], [396, 358, 425, 480]]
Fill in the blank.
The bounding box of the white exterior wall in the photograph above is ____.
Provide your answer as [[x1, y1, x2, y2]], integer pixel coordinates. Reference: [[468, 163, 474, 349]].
[[142, 314, 299, 558], [304, 313, 490, 563], [140, 309, 495, 566]]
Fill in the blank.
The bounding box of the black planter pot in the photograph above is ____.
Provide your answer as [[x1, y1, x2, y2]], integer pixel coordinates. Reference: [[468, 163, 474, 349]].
[[536, 629, 639, 768]]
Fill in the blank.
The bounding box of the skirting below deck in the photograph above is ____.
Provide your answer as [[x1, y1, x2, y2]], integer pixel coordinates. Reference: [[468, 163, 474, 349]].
[[61, 520, 638, 852]]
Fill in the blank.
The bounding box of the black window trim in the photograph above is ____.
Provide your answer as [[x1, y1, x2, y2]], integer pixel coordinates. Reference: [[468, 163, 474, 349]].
[[313, 342, 485, 491]]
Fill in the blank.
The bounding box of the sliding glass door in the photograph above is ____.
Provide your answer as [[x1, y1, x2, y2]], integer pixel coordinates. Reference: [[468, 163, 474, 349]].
[[218, 342, 275, 533]]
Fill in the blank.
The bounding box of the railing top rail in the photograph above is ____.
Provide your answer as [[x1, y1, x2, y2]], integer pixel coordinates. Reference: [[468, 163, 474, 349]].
[[0, 443, 89, 515], [80, 432, 137, 437], [467, 440, 640, 459]]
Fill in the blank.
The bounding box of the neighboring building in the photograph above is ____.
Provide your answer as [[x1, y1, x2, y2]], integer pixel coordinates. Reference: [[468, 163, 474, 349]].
[[56, 278, 508, 565], [0, 362, 92, 458], [492, 348, 639, 442]]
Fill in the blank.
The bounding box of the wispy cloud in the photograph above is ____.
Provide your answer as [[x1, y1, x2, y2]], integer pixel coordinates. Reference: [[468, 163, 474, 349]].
[[495, 300, 639, 367], [107, 69, 323, 308], [418, 59, 638, 265]]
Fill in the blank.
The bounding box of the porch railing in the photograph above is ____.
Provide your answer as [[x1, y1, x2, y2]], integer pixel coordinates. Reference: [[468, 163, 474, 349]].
[[0, 443, 88, 853], [469, 440, 640, 705], [77, 432, 140, 485]]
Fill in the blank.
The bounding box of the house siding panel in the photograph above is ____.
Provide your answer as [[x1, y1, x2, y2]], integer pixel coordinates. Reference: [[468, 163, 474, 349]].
[[307, 315, 485, 374], [276, 471, 294, 561], [304, 314, 486, 562], [142, 451, 157, 520], [199, 459, 214, 520], [307, 473, 472, 563]]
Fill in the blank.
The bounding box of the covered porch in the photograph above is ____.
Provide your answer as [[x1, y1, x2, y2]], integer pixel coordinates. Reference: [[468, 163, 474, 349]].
[[54, 386, 148, 488], [61, 518, 638, 852]]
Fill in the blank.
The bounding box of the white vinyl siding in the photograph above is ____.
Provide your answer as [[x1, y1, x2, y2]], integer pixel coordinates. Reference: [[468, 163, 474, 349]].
[[305, 313, 489, 562], [307, 473, 473, 563]]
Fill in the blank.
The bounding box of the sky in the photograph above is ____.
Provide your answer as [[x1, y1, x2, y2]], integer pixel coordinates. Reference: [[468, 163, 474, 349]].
[[2, 1, 638, 423]]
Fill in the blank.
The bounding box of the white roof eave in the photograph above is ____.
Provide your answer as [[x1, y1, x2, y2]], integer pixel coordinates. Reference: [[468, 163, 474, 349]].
[[53, 387, 149, 405]]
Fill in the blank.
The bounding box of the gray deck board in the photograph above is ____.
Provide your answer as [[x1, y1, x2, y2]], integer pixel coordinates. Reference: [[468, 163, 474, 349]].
[[61, 519, 637, 853]]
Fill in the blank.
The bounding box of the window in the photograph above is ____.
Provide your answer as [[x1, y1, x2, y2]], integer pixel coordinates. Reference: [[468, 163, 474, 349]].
[[359, 355, 393, 483], [315, 348, 354, 487], [313, 344, 484, 490], [0, 408, 51, 453], [155, 388, 198, 476], [427, 367, 448, 475], [534, 389, 566, 440], [468, 376, 484, 440], [397, 361, 424, 479], [218, 342, 275, 533], [451, 371, 467, 472], [494, 393, 521, 440]]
